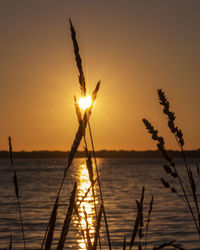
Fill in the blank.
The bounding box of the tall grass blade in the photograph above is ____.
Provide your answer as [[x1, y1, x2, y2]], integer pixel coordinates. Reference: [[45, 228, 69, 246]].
[[83, 206, 92, 249], [42, 18, 91, 244], [92, 81, 101, 101], [129, 214, 139, 250], [8, 137, 26, 250], [9, 233, 12, 250], [85, 146, 94, 185], [123, 235, 126, 250], [129, 187, 145, 249], [189, 169, 200, 228], [74, 204, 88, 247], [41, 120, 84, 248], [157, 89, 200, 231], [143, 119, 199, 234], [13, 172, 19, 199], [87, 81, 101, 118], [84, 145, 102, 249], [88, 121, 112, 250], [93, 204, 103, 250], [69, 18, 86, 96], [44, 198, 59, 250], [157, 89, 184, 146], [144, 196, 154, 250], [67, 120, 85, 172], [57, 181, 77, 250]]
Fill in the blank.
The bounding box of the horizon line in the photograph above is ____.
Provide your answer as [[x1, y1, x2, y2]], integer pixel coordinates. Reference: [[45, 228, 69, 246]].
[[1, 149, 200, 152]]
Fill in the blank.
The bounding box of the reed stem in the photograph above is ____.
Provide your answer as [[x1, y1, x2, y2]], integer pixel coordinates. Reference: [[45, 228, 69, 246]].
[[175, 135, 200, 230], [88, 120, 112, 250], [83, 134, 102, 249], [8, 137, 27, 250]]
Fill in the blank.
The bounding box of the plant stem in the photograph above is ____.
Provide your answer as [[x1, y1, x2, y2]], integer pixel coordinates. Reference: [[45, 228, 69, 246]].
[[175, 135, 200, 233], [88, 120, 112, 250], [17, 193, 26, 250], [83, 135, 102, 249], [9, 137, 27, 250]]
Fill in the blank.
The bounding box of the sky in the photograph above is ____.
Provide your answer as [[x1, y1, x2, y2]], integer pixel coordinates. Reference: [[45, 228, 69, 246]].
[[0, 0, 200, 151]]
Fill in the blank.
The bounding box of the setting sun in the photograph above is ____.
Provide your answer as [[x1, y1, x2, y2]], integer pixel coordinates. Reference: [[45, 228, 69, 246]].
[[78, 95, 92, 110]]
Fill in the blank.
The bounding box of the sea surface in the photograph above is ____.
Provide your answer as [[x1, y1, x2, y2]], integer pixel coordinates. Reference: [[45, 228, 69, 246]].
[[0, 158, 199, 249]]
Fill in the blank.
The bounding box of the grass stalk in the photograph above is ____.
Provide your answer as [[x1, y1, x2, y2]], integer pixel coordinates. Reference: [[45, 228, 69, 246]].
[[129, 187, 145, 249], [143, 119, 199, 234], [88, 120, 112, 250], [69, 18, 86, 96], [157, 89, 200, 234], [84, 137, 102, 249], [175, 137, 200, 229], [44, 197, 59, 250], [57, 181, 77, 250], [83, 206, 92, 249], [93, 204, 103, 250], [8, 137, 27, 250], [9, 233, 12, 250], [74, 204, 88, 248], [41, 119, 85, 249], [144, 196, 153, 250], [123, 236, 126, 250]]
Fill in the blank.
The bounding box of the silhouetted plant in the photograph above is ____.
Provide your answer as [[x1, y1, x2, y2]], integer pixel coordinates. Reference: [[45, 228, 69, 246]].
[[8, 137, 26, 249], [145, 196, 154, 249], [42, 22, 187, 250], [9, 233, 12, 250], [69, 18, 111, 250], [44, 197, 58, 250], [57, 182, 77, 250], [143, 89, 200, 237], [93, 204, 103, 250], [6, 20, 193, 250], [41, 19, 103, 250], [125, 187, 184, 250]]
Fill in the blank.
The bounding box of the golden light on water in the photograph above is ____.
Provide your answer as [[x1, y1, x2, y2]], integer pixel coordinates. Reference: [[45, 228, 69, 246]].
[[78, 95, 92, 110], [75, 164, 97, 249]]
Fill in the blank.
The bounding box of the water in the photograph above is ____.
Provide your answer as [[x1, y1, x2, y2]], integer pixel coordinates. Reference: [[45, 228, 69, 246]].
[[0, 158, 199, 249]]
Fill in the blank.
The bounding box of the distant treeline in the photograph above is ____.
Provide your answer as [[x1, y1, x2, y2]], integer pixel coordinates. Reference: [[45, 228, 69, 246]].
[[0, 150, 200, 159]]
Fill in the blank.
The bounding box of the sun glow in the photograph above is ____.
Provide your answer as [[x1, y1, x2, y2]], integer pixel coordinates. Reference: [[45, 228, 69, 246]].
[[78, 95, 92, 110]]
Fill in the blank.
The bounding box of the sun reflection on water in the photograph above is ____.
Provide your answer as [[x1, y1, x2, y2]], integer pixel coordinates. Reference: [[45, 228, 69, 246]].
[[75, 164, 97, 249]]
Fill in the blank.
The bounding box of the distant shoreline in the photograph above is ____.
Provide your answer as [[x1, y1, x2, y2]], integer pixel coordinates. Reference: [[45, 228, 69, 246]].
[[0, 150, 200, 159]]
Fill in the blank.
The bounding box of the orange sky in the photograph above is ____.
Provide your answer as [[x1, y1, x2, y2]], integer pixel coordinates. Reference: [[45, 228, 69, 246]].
[[1, 1, 200, 151]]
